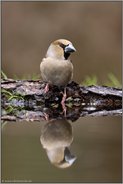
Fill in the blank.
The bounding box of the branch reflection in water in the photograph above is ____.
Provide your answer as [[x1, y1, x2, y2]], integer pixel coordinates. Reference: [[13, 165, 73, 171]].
[[40, 118, 76, 169]]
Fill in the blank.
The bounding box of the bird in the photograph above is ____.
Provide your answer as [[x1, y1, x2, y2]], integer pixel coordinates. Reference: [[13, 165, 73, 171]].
[[40, 39, 76, 112], [40, 119, 76, 168]]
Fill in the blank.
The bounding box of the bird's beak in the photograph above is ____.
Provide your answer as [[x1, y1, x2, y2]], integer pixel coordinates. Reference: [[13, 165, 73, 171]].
[[65, 43, 76, 53], [64, 147, 77, 165]]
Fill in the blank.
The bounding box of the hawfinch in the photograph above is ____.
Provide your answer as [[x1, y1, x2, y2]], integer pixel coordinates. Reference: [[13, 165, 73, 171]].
[[40, 39, 76, 110], [40, 119, 76, 168], [40, 39, 76, 87]]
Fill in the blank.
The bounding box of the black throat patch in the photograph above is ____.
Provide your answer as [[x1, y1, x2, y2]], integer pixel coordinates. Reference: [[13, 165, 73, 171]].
[[58, 42, 70, 60], [64, 52, 70, 60]]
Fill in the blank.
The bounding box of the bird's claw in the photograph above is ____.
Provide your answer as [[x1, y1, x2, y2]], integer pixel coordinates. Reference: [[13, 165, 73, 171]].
[[44, 83, 49, 93]]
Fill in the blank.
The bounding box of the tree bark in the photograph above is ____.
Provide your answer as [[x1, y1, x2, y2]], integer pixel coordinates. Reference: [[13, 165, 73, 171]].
[[1, 79, 122, 121]]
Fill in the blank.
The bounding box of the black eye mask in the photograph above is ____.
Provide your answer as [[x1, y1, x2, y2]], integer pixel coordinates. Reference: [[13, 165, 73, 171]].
[[58, 43, 70, 60], [58, 42, 66, 49]]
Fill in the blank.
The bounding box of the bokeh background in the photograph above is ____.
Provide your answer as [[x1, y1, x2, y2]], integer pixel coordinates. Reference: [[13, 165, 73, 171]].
[[2, 1, 122, 84], [2, 2, 122, 183]]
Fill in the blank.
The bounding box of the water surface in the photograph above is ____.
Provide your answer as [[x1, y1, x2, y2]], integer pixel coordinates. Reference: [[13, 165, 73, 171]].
[[2, 116, 121, 182]]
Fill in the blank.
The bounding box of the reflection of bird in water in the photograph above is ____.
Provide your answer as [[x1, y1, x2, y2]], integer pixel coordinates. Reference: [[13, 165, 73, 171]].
[[40, 118, 76, 169], [40, 39, 76, 114]]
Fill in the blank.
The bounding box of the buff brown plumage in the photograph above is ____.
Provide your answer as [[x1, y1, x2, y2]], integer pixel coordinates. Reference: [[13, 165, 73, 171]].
[[40, 39, 76, 86]]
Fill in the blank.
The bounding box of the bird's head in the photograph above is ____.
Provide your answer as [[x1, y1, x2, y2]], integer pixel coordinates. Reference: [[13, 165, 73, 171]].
[[46, 39, 76, 60], [46, 147, 77, 169]]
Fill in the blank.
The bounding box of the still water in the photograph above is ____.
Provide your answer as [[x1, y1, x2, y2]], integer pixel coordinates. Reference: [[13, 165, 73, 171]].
[[2, 116, 121, 183]]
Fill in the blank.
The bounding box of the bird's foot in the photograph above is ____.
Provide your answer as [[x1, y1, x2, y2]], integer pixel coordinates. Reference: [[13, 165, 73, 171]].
[[61, 102, 67, 117], [44, 83, 49, 93], [43, 112, 49, 121]]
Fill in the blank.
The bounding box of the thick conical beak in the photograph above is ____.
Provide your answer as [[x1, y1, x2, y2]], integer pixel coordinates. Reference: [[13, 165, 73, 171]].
[[64, 147, 77, 165], [65, 43, 76, 53]]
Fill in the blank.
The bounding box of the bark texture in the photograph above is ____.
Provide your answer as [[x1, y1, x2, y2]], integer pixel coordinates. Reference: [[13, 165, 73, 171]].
[[1, 79, 122, 121]]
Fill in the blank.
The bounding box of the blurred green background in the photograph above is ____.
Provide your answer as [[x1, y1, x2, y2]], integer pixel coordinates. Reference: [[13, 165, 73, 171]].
[[2, 2, 122, 85]]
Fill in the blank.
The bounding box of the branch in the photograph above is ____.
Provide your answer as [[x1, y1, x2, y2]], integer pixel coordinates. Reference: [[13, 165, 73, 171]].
[[1, 79, 122, 121]]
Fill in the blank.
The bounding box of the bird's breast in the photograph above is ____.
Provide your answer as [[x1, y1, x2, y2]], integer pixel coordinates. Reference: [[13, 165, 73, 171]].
[[40, 58, 73, 86]]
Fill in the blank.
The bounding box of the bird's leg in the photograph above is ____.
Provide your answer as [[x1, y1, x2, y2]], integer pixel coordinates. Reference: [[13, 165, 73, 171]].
[[44, 83, 49, 93], [61, 87, 67, 104], [61, 87, 67, 117], [43, 112, 49, 121]]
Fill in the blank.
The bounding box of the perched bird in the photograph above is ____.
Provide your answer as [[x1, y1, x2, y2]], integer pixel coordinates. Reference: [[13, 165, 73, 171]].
[[40, 39, 76, 110]]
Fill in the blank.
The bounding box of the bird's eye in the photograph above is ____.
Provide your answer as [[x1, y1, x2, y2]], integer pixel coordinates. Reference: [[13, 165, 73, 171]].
[[59, 43, 66, 49]]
